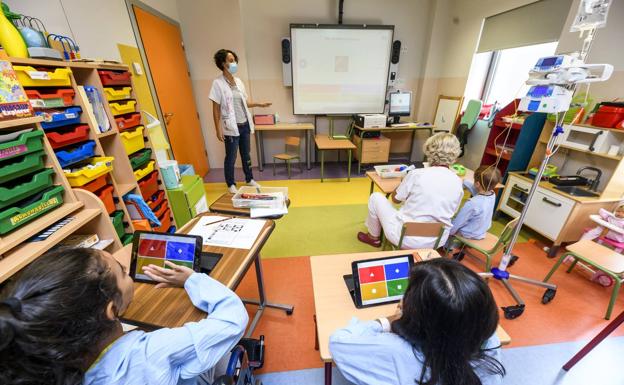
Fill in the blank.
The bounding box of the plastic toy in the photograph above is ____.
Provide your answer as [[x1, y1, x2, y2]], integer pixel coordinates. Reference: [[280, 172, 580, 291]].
[[451, 163, 466, 176], [0, 2, 28, 57]]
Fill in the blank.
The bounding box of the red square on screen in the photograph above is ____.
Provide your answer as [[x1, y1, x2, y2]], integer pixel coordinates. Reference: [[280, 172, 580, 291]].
[[358, 265, 385, 284], [138, 239, 166, 258]]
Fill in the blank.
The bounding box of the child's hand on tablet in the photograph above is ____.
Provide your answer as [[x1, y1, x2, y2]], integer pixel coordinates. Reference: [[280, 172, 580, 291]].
[[142, 261, 194, 288]]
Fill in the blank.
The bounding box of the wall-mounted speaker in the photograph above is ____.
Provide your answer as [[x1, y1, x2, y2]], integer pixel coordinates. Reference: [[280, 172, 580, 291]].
[[281, 37, 292, 87], [388, 40, 401, 86]]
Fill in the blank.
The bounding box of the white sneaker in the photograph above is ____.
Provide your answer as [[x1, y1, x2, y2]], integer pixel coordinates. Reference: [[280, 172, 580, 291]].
[[247, 179, 260, 188], [228, 185, 238, 194]]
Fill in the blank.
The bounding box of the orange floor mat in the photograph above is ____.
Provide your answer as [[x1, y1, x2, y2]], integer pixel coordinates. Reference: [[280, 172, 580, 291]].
[[234, 243, 624, 374]]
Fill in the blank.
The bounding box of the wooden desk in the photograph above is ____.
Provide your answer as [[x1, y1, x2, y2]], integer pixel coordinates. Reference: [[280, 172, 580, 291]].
[[119, 213, 293, 336], [315, 135, 357, 182], [310, 250, 511, 385], [209, 193, 291, 219], [254, 123, 315, 171]]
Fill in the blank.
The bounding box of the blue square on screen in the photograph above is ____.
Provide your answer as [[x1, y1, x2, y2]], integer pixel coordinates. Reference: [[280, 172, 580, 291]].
[[384, 262, 410, 280], [166, 241, 195, 262]]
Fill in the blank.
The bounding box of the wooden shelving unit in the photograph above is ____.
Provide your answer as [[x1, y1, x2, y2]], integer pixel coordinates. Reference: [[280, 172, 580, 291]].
[[0, 116, 43, 129]]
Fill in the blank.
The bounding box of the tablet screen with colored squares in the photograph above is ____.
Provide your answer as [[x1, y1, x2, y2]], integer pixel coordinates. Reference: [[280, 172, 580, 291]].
[[351, 254, 414, 308], [130, 231, 202, 283]]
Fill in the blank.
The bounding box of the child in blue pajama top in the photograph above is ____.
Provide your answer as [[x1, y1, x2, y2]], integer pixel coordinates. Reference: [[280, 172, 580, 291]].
[[0, 247, 248, 385], [330, 259, 505, 385], [450, 165, 502, 240]]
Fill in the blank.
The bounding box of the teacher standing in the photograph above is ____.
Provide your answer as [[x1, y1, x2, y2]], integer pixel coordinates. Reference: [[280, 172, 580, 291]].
[[209, 49, 271, 194]]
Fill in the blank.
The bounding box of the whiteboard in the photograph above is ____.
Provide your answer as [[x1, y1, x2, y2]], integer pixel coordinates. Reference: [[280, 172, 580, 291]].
[[433, 96, 462, 133], [290, 24, 393, 115]]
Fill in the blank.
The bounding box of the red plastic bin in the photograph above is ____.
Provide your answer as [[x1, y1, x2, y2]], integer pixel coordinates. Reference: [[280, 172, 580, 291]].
[[138, 171, 159, 201], [148, 190, 166, 210], [153, 208, 171, 233], [115, 113, 142, 131], [45, 125, 90, 149], [95, 185, 116, 214], [153, 200, 168, 218], [99, 70, 132, 86], [81, 175, 108, 194], [593, 104, 624, 128], [25, 89, 75, 107]]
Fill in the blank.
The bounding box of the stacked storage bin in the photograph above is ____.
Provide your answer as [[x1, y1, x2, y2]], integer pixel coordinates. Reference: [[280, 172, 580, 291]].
[[99, 70, 174, 234], [0, 127, 64, 234]]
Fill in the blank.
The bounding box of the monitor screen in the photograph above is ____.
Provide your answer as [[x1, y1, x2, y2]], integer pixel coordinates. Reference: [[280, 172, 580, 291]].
[[389, 92, 411, 116], [355, 255, 411, 306], [133, 232, 199, 282]]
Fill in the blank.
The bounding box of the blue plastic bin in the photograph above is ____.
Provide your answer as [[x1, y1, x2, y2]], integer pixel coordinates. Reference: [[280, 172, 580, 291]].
[[55, 140, 96, 168], [37, 107, 83, 129], [178, 164, 195, 177]]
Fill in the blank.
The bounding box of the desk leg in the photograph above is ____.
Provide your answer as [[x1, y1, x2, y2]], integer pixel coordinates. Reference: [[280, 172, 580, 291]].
[[347, 149, 352, 182], [242, 256, 295, 338], [408, 130, 415, 162], [321, 150, 325, 182], [306, 130, 311, 170], [256, 131, 264, 172], [563, 309, 624, 371], [325, 362, 332, 385]]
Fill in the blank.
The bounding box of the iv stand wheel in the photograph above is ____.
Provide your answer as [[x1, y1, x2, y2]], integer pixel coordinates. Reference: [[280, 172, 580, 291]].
[[542, 288, 557, 304], [502, 304, 525, 319], [452, 251, 465, 261], [508, 255, 520, 267]]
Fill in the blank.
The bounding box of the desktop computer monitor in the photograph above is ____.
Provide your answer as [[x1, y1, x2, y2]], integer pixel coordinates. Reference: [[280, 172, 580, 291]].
[[388, 91, 412, 124]]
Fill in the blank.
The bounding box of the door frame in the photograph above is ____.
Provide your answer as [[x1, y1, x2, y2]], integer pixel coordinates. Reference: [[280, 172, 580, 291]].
[[124, 0, 181, 150]]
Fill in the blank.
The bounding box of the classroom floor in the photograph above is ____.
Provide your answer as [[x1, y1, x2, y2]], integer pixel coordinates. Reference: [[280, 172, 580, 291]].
[[203, 168, 624, 385]]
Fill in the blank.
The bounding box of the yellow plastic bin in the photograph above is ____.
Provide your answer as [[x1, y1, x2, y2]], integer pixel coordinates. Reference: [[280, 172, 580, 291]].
[[120, 126, 145, 155], [103, 87, 132, 101], [64, 157, 114, 187], [133, 160, 155, 181], [109, 100, 136, 116], [13, 66, 72, 87]]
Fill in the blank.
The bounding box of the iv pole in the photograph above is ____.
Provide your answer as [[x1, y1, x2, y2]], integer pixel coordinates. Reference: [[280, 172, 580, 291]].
[[479, 24, 601, 320]]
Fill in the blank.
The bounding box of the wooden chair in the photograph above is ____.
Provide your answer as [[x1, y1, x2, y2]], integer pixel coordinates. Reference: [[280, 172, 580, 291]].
[[543, 239, 624, 320], [382, 222, 445, 250], [272, 136, 302, 178], [445, 217, 520, 272]]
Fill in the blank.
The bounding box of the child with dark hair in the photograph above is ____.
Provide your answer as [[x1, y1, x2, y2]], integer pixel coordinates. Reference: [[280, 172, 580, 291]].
[[0, 248, 248, 385], [330, 258, 505, 385]]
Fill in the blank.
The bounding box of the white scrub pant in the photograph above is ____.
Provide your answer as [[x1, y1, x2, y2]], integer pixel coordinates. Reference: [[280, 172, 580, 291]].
[[365, 192, 448, 250]]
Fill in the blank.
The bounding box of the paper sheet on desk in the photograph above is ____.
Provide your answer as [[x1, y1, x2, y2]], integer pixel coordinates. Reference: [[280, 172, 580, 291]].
[[250, 204, 288, 218], [188, 218, 266, 249]]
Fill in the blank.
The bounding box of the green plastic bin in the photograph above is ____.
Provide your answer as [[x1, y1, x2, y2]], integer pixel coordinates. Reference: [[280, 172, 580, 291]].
[[110, 210, 125, 239], [0, 185, 64, 234], [130, 148, 152, 170], [0, 168, 55, 210], [0, 151, 46, 184], [0, 130, 44, 162], [121, 233, 133, 246]]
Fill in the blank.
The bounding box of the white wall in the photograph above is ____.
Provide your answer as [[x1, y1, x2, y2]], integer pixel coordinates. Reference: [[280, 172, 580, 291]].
[[5, 0, 178, 62]]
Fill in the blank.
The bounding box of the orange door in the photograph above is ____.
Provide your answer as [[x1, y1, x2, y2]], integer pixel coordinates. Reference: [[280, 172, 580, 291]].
[[133, 5, 209, 176]]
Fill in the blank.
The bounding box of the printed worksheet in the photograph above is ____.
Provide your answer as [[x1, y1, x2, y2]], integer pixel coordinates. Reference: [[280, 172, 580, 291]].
[[189, 218, 266, 249]]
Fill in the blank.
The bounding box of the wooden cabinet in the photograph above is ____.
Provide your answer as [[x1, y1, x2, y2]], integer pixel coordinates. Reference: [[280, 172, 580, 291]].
[[352, 135, 390, 163]]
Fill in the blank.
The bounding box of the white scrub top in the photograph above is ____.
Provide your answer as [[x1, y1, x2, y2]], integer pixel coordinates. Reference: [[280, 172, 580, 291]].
[[209, 74, 254, 136]]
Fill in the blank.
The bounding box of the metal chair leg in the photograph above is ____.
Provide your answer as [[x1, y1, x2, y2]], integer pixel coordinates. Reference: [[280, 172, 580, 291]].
[[606, 278, 622, 320], [273, 159, 276, 176], [566, 259, 578, 273], [287, 160, 291, 179], [544, 253, 568, 282]]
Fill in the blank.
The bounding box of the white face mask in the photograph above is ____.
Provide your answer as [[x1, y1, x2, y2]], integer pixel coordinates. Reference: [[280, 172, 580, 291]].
[[228, 62, 238, 74]]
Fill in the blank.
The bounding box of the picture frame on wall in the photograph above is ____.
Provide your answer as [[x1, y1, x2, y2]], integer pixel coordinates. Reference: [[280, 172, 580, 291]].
[[433, 95, 464, 133]]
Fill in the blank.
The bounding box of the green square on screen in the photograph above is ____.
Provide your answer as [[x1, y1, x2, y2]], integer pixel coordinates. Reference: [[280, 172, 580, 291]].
[[165, 260, 193, 270], [387, 278, 408, 297]]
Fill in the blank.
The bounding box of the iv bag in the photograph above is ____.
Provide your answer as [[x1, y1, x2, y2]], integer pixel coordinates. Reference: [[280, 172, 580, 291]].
[[571, 0, 612, 32]]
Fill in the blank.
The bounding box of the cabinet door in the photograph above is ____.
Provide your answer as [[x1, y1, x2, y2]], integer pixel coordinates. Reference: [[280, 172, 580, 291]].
[[499, 176, 532, 217], [524, 189, 574, 240]]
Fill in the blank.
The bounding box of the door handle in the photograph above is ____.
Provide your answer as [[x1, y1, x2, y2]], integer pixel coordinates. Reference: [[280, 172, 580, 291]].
[[513, 184, 528, 193], [542, 197, 562, 207], [588, 130, 603, 152], [164, 112, 174, 125]]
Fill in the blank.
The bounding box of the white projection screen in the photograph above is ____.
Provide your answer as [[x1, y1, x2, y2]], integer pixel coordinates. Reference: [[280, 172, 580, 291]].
[[290, 24, 394, 115]]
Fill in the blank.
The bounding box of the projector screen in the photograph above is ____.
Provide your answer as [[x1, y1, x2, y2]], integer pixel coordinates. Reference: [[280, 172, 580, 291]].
[[290, 24, 394, 115]]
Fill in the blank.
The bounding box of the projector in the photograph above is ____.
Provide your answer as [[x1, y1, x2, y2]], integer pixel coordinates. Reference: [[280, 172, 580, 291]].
[[354, 114, 387, 128]]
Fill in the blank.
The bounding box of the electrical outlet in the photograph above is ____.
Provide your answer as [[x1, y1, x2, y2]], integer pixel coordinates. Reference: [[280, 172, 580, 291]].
[[132, 62, 143, 75]]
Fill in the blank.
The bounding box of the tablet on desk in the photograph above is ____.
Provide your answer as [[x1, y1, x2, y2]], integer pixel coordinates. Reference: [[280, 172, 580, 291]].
[[130, 231, 203, 283], [344, 254, 414, 308]]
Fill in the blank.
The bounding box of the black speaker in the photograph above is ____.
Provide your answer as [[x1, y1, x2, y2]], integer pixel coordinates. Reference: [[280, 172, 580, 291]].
[[391, 40, 401, 64], [281, 38, 291, 63]]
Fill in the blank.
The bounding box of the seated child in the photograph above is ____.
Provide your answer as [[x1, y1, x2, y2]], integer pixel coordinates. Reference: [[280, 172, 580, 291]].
[[449, 165, 502, 244], [568, 202, 624, 287]]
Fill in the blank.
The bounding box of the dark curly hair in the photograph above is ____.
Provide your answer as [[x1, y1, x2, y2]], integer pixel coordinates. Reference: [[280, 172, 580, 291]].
[[214, 49, 238, 71], [392, 258, 505, 385], [0, 248, 122, 385]]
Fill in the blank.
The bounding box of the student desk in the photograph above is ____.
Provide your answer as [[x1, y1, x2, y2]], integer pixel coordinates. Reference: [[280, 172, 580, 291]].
[[209, 193, 291, 219], [117, 213, 294, 337], [310, 249, 511, 385], [254, 123, 315, 171], [315, 135, 357, 182]]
